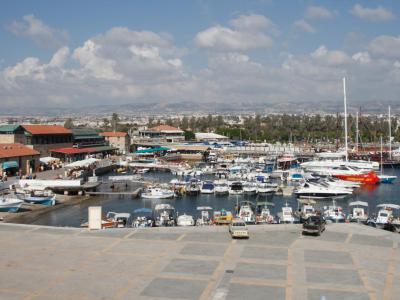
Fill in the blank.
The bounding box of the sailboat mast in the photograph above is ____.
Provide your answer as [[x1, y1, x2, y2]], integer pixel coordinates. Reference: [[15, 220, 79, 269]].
[[343, 77, 348, 162], [356, 112, 359, 153], [389, 106, 392, 160], [380, 135, 383, 174]]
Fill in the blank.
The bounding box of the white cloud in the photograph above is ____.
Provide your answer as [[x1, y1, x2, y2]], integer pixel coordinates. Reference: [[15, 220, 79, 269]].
[[195, 14, 275, 51], [305, 6, 334, 19], [8, 15, 68, 48], [352, 52, 371, 64], [49, 47, 70, 67], [350, 4, 395, 22], [368, 35, 400, 59], [294, 19, 316, 33], [311, 46, 349, 66]]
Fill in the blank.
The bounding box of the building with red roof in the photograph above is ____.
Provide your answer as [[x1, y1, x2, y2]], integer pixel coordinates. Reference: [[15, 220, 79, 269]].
[[139, 125, 184, 143], [100, 131, 130, 154], [0, 143, 40, 176]]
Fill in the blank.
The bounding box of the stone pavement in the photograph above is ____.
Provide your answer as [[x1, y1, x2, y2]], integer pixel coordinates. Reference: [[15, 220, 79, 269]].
[[0, 223, 400, 300]]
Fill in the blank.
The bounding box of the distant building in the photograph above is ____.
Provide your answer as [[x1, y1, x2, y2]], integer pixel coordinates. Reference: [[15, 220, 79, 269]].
[[100, 132, 130, 154], [22, 125, 73, 157], [139, 125, 184, 143], [0, 143, 40, 176], [195, 132, 229, 143], [71, 128, 105, 148], [0, 125, 26, 144]]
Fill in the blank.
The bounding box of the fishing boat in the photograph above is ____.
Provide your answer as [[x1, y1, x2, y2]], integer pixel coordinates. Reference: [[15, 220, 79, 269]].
[[187, 179, 201, 195], [132, 208, 154, 228], [368, 204, 400, 230], [298, 199, 317, 223], [323, 201, 345, 223], [196, 206, 213, 226], [255, 201, 275, 224], [213, 209, 233, 225], [279, 204, 297, 223], [141, 187, 175, 199], [347, 201, 368, 223], [177, 214, 195, 226], [0, 197, 23, 212], [237, 201, 256, 223], [154, 204, 175, 226], [17, 194, 56, 206], [106, 212, 132, 228]]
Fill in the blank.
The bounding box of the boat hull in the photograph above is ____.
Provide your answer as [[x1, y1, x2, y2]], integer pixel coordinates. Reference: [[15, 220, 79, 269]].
[[334, 171, 379, 185]]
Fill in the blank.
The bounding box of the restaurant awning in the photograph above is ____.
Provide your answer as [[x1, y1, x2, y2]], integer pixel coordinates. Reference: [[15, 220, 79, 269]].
[[2, 161, 19, 169], [134, 147, 170, 154]]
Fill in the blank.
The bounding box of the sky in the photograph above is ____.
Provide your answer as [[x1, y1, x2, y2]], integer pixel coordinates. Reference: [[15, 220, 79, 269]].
[[1, 0, 400, 112]]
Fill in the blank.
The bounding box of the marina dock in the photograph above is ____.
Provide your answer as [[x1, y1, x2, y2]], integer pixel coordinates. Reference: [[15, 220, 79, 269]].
[[0, 222, 399, 300], [86, 188, 142, 197]]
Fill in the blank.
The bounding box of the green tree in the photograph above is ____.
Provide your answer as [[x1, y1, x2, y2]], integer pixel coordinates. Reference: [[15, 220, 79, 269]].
[[111, 113, 119, 131], [184, 130, 195, 141], [64, 118, 74, 129]]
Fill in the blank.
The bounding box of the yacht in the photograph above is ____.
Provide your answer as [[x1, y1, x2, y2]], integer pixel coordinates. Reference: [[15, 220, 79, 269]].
[[294, 182, 352, 200], [141, 187, 175, 199], [347, 201, 368, 223], [187, 179, 201, 195], [257, 182, 277, 194], [214, 180, 229, 195], [237, 201, 256, 223], [0, 197, 23, 212], [229, 181, 243, 195], [200, 181, 215, 194], [177, 214, 195, 226], [154, 204, 175, 226], [242, 182, 258, 195]]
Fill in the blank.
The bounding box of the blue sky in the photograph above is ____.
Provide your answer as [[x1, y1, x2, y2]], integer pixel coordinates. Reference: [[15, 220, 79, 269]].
[[1, 0, 400, 111]]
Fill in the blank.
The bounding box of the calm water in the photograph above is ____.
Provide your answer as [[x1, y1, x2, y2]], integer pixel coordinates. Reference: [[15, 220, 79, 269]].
[[30, 168, 400, 227]]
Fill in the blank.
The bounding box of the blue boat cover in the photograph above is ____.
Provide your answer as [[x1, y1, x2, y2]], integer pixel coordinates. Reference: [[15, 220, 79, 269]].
[[2, 161, 18, 169]]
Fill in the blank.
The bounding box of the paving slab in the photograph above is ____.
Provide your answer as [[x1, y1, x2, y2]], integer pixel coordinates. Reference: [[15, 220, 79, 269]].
[[350, 234, 393, 247], [130, 231, 181, 241], [182, 232, 231, 243], [304, 250, 353, 265], [306, 267, 362, 285], [307, 289, 369, 300], [227, 283, 285, 300], [234, 262, 287, 280], [238, 231, 298, 246], [241, 245, 288, 261], [180, 242, 227, 256], [140, 277, 208, 299]]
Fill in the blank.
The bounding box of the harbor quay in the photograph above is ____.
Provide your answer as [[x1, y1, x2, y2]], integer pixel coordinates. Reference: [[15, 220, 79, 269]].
[[1, 222, 400, 300]]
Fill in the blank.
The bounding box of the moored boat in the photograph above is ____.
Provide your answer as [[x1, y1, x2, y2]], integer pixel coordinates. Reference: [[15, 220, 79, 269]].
[[0, 197, 23, 212]]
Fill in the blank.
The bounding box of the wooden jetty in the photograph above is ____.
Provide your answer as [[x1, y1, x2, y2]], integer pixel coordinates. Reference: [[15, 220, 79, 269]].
[[86, 188, 142, 198]]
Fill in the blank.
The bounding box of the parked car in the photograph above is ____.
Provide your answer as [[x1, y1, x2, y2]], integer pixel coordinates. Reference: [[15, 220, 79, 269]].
[[302, 215, 326, 236], [229, 218, 249, 239]]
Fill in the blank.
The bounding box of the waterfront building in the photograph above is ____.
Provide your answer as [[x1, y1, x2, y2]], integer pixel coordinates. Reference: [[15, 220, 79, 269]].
[[100, 131, 130, 154], [195, 132, 229, 143], [71, 128, 105, 148], [0, 125, 26, 144], [139, 125, 184, 143], [0, 143, 40, 176], [22, 125, 73, 157]]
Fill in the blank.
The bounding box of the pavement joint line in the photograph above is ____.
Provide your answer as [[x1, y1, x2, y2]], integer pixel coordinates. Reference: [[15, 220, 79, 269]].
[[237, 258, 288, 266], [297, 283, 367, 293], [345, 232, 353, 243], [285, 246, 294, 300], [383, 242, 398, 300], [157, 273, 211, 281], [176, 233, 186, 241], [199, 239, 237, 300], [350, 252, 377, 300], [174, 255, 221, 262], [229, 277, 287, 287], [122, 228, 138, 239]]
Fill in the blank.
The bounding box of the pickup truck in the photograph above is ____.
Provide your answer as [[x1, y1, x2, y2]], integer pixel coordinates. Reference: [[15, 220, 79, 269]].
[[229, 219, 249, 239], [302, 215, 326, 236]]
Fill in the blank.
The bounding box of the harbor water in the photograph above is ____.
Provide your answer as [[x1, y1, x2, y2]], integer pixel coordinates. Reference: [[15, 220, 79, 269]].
[[29, 168, 400, 227]]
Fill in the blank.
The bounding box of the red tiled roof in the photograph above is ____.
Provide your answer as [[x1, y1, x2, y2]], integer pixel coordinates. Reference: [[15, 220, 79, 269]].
[[23, 125, 72, 135], [0, 143, 39, 158], [148, 125, 182, 132], [100, 131, 128, 137]]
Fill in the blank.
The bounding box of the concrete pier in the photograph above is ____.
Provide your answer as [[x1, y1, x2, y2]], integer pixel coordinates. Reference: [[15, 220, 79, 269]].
[[0, 223, 399, 299]]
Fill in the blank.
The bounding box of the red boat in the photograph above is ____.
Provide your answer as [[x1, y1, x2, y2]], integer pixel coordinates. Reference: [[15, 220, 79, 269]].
[[334, 171, 380, 185]]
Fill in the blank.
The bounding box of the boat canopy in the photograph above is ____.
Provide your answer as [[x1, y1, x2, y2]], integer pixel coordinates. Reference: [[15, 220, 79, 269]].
[[66, 158, 99, 168], [135, 147, 170, 154], [256, 201, 274, 206], [349, 201, 368, 207], [377, 204, 400, 209], [197, 206, 213, 210]]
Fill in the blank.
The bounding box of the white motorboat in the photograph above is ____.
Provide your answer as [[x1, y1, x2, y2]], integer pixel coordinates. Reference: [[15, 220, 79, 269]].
[[323, 201, 345, 223], [0, 197, 23, 212], [294, 182, 352, 200], [200, 181, 215, 194], [301, 158, 379, 171], [141, 187, 175, 199], [229, 181, 243, 195], [106, 212, 132, 228], [187, 179, 201, 195], [154, 204, 175, 226], [347, 201, 368, 223], [242, 182, 258, 195], [369, 204, 400, 230], [177, 214, 195, 226], [196, 206, 213, 225], [237, 201, 256, 223], [298, 199, 317, 222], [279, 204, 297, 223], [257, 182, 276, 194], [214, 180, 229, 195], [323, 177, 361, 189]]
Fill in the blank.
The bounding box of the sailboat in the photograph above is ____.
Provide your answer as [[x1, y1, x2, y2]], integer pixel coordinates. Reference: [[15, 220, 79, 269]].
[[378, 135, 397, 184]]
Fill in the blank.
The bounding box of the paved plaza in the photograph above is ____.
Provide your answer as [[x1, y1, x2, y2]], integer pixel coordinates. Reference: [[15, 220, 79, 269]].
[[0, 223, 400, 299]]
